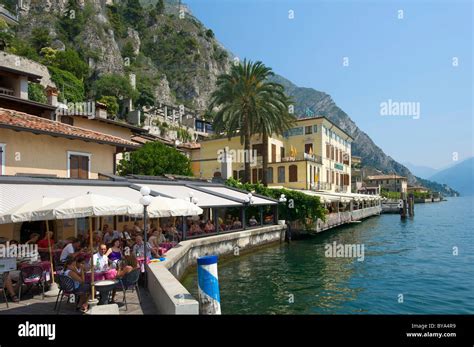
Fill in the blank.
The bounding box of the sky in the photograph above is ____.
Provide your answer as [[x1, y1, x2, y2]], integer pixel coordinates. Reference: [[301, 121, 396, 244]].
[[184, 0, 473, 170]]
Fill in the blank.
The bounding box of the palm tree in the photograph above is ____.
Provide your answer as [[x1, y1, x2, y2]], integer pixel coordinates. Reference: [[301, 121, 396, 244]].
[[209, 59, 295, 183], [256, 84, 295, 186]]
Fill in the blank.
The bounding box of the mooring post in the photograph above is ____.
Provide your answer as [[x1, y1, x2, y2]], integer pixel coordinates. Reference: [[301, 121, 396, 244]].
[[197, 255, 221, 315], [401, 192, 407, 219], [408, 193, 415, 217]]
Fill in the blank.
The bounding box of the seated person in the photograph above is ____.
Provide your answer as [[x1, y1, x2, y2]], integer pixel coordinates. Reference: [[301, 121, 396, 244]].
[[164, 224, 179, 241], [111, 254, 138, 303], [61, 256, 90, 312], [132, 236, 155, 258], [0, 272, 19, 302], [92, 244, 110, 271], [59, 238, 83, 263], [106, 239, 122, 266], [249, 216, 258, 227], [102, 224, 120, 245], [189, 222, 202, 236], [204, 220, 215, 233], [132, 221, 142, 236], [232, 217, 242, 229], [119, 225, 132, 241], [149, 230, 166, 250]]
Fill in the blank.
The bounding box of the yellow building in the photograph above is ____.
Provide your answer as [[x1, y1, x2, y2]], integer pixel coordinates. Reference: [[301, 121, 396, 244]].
[[195, 116, 353, 193], [0, 107, 138, 179]]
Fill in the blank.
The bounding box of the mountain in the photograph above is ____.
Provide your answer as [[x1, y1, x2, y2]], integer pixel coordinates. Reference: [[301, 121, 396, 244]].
[[403, 162, 439, 179], [429, 157, 474, 196], [0, 0, 458, 196], [270, 75, 416, 181]]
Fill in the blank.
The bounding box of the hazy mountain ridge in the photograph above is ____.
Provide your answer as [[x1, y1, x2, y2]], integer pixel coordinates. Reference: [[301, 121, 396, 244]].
[[429, 157, 473, 196]]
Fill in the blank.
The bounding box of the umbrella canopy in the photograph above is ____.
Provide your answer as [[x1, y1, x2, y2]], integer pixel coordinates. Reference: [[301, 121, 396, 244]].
[[32, 193, 143, 220], [130, 196, 203, 217], [0, 197, 64, 224]]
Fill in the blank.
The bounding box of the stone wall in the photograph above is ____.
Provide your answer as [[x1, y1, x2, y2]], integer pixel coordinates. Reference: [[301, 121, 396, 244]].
[[0, 52, 56, 88], [145, 224, 286, 314]]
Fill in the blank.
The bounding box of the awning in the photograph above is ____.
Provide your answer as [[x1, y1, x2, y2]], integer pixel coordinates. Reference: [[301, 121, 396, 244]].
[[0, 183, 144, 215], [195, 185, 278, 205], [133, 183, 242, 208]]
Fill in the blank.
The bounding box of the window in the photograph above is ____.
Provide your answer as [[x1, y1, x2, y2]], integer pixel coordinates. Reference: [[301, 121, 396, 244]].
[[252, 168, 258, 183], [278, 166, 285, 183], [313, 125, 318, 133], [305, 125, 312, 135], [68, 151, 90, 179], [326, 169, 330, 183], [305, 143, 313, 154], [289, 165, 298, 182], [326, 143, 330, 158], [238, 170, 245, 180], [271, 144, 276, 163], [280, 147, 285, 159], [267, 167, 274, 183], [252, 144, 264, 156], [0, 143, 5, 175], [233, 170, 238, 179]]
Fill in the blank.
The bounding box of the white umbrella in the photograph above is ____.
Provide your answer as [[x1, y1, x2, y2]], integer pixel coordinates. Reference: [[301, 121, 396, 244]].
[[129, 196, 203, 217], [29, 193, 143, 302], [0, 196, 64, 294], [0, 197, 64, 224], [33, 193, 143, 220]]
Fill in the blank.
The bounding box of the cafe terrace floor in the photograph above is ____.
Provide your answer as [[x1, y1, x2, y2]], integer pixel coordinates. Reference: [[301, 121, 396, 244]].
[[0, 286, 157, 315]]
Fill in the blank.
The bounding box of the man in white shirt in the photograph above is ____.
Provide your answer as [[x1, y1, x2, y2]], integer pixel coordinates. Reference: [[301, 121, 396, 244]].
[[59, 238, 82, 262], [92, 244, 109, 271]]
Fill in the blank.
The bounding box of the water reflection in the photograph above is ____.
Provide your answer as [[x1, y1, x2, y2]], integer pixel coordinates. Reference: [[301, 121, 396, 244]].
[[181, 197, 474, 314]]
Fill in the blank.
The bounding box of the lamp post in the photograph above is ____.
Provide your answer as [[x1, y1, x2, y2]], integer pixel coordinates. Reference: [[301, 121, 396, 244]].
[[139, 186, 152, 289]]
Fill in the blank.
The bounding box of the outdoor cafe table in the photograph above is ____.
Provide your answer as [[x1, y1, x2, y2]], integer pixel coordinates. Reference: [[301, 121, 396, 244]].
[[94, 279, 119, 305], [85, 269, 117, 282]]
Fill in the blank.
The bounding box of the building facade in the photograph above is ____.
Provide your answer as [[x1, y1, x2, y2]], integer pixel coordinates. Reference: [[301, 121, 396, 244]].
[[365, 174, 408, 193], [195, 116, 353, 193]]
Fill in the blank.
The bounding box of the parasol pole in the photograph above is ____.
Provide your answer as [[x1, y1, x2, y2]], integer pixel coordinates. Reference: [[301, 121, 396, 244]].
[[44, 220, 60, 297], [46, 221, 55, 283], [89, 216, 95, 301]]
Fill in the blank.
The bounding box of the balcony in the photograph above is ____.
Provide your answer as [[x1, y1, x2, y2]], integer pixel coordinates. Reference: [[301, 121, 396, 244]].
[[281, 153, 322, 164]]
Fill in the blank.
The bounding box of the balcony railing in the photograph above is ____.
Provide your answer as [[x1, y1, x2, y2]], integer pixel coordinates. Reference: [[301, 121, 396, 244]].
[[281, 153, 322, 164], [0, 87, 15, 96]]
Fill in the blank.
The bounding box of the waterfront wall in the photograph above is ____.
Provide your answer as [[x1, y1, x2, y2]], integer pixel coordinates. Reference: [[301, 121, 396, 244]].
[[146, 224, 286, 314], [289, 206, 382, 233]]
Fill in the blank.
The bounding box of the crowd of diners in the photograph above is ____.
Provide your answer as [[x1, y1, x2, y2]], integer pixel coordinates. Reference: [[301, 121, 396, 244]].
[[0, 220, 178, 312], [1, 211, 275, 310]]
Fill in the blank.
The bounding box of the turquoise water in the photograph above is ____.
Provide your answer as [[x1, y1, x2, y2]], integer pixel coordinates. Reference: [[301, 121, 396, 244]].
[[182, 196, 474, 314]]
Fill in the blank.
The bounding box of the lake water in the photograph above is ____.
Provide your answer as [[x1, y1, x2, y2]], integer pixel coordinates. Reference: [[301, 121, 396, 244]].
[[182, 196, 474, 314]]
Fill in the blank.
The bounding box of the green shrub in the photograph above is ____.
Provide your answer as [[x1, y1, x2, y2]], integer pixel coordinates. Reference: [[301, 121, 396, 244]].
[[117, 141, 193, 176], [48, 66, 85, 102], [28, 83, 47, 103], [225, 178, 326, 230]]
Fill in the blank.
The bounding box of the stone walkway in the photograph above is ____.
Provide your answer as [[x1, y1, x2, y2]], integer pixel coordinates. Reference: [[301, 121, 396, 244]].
[[0, 284, 158, 315]]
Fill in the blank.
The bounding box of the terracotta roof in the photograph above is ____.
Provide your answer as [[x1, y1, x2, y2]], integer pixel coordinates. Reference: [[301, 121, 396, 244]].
[[366, 174, 407, 180], [0, 107, 138, 148]]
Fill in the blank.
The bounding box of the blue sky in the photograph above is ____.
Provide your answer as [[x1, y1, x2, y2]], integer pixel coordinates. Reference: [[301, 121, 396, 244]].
[[184, 0, 473, 169]]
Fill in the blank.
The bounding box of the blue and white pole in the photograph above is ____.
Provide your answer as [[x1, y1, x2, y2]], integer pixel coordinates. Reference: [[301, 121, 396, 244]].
[[197, 255, 221, 314]]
